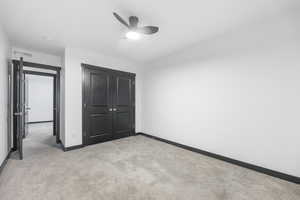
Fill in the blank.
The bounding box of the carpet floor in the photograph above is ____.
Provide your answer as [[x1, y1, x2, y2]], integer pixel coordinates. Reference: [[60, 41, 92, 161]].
[[0, 123, 299, 200]]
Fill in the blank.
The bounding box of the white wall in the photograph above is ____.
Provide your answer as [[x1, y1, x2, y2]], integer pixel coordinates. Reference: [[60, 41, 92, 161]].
[[142, 11, 300, 177], [11, 47, 62, 66], [60, 51, 66, 146], [62, 47, 142, 147], [0, 25, 11, 165], [26, 75, 53, 122]]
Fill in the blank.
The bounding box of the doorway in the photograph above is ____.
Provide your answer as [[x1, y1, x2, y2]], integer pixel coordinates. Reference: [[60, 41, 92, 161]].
[[12, 59, 61, 159]]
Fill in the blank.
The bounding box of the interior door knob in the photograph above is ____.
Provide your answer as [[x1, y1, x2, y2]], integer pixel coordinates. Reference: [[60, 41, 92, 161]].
[[113, 108, 117, 111], [109, 108, 113, 112]]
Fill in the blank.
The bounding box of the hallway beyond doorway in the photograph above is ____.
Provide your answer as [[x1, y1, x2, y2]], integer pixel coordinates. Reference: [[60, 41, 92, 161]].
[[23, 122, 60, 158]]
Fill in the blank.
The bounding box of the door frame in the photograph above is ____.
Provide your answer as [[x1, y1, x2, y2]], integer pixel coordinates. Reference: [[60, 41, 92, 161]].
[[81, 63, 136, 146], [12, 60, 61, 151], [7, 61, 13, 151]]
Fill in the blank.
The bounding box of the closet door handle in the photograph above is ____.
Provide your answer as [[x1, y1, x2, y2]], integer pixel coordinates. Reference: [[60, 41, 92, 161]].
[[113, 108, 117, 111], [109, 108, 113, 112]]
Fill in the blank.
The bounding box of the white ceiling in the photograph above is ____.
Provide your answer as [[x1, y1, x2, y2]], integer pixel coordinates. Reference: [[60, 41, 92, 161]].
[[0, 0, 297, 63]]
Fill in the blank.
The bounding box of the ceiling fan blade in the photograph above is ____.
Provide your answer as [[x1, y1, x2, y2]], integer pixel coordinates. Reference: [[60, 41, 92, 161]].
[[113, 12, 129, 28], [137, 26, 159, 34], [129, 16, 139, 28]]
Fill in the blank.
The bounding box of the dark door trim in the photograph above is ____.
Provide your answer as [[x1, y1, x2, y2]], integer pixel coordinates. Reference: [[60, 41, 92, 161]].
[[14, 60, 60, 71], [82, 63, 136, 78], [82, 65, 87, 146], [12, 60, 61, 152], [81, 63, 136, 146]]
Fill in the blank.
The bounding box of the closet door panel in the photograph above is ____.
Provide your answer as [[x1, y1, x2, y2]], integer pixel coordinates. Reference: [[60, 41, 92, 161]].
[[113, 76, 133, 139], [90, 73, 109, 106], [117, 78, 130, 106], [85, 69, 113, 144]]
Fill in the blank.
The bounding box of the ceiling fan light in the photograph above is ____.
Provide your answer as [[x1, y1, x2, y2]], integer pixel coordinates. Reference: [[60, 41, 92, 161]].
[[126, 31, 141, 40]]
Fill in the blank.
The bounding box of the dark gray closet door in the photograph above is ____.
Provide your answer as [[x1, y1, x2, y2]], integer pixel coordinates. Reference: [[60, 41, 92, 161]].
[[112, 75, 134, 139], [84, 68, 113, 145], [82, 64, 135, 146]]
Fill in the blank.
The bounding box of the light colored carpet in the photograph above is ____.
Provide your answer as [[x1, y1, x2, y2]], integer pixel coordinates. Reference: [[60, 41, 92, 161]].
[[22, 122, 61, 158], [0, 123, 299, 200]]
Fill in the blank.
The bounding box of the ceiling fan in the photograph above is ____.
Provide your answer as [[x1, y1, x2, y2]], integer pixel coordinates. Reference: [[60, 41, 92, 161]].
[[113, 12, 159, 40]]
